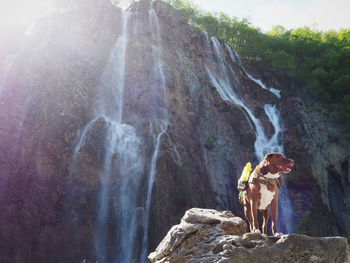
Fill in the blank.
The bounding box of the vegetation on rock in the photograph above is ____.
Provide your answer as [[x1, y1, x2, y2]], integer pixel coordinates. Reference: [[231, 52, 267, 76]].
[[164, 0, 350, 135]]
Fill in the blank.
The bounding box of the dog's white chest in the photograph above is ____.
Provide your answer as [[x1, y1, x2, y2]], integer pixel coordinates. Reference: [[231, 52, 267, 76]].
[[259, 184, 275, 210]]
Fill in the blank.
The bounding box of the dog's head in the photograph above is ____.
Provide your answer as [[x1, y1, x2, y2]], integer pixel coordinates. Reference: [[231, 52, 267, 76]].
[[264, 153, 294, 173]]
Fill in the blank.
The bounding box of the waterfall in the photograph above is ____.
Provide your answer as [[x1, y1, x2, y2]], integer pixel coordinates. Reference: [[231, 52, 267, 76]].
[[140, 122, 167, 263], [263, 104, 283, 156], [245, 72, 282, 99], [205, 35, 293, 233], [97, 10, 130, 122], [140, 3, 169, 262], [112, 123, 143, 263], [263, 104, 293, 234], [95, 121, 143, 263], [71, 4, 169, 262], [225, 43, 241, 65], [71, 11, 146, 263], [206, 37, 268, 162], [147, 2, 168, 120], [225, 45, 281, 99]]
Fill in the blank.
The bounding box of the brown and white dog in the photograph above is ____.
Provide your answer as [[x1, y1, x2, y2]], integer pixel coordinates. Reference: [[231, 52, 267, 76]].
[[239, 153, 294, 236]]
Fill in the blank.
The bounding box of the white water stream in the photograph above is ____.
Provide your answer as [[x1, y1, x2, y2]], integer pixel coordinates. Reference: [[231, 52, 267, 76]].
[[140, 122, 167, 263], [139, 3, 169, 262], [225, 45, 282, 99], [72, 4, 170, 262], [72, 12, 145, 263]]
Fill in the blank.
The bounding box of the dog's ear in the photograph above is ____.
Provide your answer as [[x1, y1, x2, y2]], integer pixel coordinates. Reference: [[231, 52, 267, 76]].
[[263, 153, 274, 166], [265, 153, 274, 160]]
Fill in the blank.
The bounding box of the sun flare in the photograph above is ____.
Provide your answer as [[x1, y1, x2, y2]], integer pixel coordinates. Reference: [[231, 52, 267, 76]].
[[0, 0, 53, 28]]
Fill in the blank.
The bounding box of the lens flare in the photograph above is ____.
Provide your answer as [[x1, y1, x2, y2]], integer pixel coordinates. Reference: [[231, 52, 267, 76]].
[[0, 0, 53, 28]]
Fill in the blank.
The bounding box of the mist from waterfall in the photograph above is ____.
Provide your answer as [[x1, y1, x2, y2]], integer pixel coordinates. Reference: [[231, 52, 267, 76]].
[[204, 35, 294, 233]]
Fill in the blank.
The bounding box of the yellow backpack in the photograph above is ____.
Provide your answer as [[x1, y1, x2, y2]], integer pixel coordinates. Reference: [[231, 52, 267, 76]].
[[237, 162, 252, 191]]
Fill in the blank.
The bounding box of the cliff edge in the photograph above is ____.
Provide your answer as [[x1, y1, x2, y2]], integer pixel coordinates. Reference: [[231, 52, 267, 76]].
[[149, 208, 350, 263]]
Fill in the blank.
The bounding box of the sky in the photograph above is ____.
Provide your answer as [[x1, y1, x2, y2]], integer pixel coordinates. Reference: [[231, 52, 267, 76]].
[[190, 0, 350, 31], [0, 0, 349, 32]]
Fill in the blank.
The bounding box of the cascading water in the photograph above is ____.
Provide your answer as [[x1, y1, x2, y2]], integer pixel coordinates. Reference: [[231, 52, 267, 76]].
[[204, 35, 293, 233], [140, 122, 167, 263], [225, 47, 282, 99], [245, 72, 281, 99], [139, 3, 169, 262], [96, 121, 143, 263], [71, 3, 169, 262], [71, 11, 145, 263], [147, 3, 168, 120], [263, 104, 293, 234], [263, 104, 283, 156], [112, 124, 143, 263], [206, 37, 269, 164]]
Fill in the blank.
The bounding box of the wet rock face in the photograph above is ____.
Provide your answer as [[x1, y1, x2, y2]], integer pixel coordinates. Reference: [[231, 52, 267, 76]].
[[149, 208, 350, 263], [0, 1, 122, 262], [278, 80, 350, 236]]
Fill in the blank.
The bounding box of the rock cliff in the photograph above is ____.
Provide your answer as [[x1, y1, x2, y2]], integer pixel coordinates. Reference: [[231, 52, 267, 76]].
[[149, 208, 350, 263]]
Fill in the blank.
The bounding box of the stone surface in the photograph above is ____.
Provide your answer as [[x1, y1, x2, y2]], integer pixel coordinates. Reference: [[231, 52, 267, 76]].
[[149, 208, 247, 263], [149, 208, 350, 263]]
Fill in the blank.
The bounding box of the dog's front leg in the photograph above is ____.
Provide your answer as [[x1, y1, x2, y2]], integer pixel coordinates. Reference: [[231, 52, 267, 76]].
[[250, 199, 260, 233], [271, 196, 279, 236], [262, 208, 270, 235], [243, 201, 254, 232]]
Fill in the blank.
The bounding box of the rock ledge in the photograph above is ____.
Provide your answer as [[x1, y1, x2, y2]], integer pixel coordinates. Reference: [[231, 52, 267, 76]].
[[149, 208, 350, 263]]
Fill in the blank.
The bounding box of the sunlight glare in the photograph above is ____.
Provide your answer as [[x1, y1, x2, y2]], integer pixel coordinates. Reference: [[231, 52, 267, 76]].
[[0, 0, 53, 27]]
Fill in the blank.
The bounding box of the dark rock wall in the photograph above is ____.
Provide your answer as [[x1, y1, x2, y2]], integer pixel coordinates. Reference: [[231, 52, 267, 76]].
[[0, 0, 349, 262], [0, 1, 122, 262]]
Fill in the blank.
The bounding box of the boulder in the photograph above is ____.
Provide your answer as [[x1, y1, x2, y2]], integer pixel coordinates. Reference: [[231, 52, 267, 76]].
[[149, 208, 350, 263]]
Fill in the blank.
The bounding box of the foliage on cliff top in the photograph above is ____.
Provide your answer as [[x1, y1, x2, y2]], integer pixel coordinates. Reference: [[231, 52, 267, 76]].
[[163, 0, 350, 135]]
